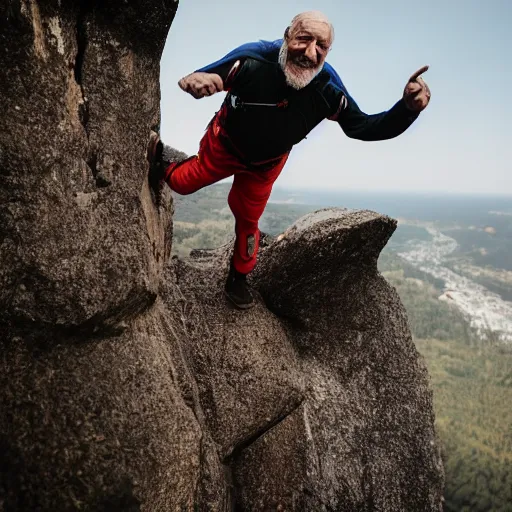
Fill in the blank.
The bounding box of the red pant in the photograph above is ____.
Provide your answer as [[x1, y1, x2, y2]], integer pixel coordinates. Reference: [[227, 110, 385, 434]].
[[164, 111, 289, 274]]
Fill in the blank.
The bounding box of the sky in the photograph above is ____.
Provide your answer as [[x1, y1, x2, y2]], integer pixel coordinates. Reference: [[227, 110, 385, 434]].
[[160, 0, 511, 195]]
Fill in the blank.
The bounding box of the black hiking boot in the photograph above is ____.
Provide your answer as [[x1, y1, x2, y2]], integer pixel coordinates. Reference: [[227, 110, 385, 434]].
[[147, 130, 165, 198], [225, 262, 255, 310]]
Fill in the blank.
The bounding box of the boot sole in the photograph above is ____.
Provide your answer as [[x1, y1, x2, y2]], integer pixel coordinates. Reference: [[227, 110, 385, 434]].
[[147, 132, 160, 164], [224, 290, 255, 310], [147, 132, 164, 203]]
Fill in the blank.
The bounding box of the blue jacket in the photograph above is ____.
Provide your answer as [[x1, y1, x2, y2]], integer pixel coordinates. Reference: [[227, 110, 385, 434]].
[[196, 39, 418, 164]]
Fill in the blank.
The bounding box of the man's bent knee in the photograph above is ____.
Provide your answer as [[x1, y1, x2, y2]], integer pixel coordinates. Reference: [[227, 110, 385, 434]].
[[165, 158, 203, 195]]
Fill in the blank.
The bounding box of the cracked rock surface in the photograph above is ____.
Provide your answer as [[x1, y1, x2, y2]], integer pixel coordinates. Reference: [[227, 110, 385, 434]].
[[0, 2, 444, 511]]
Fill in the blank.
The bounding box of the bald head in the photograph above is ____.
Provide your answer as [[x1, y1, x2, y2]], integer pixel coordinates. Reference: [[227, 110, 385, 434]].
[[287, 11, 334, 46]]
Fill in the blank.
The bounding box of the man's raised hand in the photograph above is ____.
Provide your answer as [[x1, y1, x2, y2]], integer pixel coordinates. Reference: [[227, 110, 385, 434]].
[[178, 72, 224, 99], [403, 66, 431, 112]]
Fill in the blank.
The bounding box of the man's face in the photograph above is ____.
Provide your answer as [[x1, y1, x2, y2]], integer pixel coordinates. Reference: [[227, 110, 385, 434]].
[[280, 19, 332, 89], [286, 20, 332, 70]]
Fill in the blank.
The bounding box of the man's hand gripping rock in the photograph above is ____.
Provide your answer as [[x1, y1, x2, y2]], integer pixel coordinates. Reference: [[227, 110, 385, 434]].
[[403, 66, 431, 112]]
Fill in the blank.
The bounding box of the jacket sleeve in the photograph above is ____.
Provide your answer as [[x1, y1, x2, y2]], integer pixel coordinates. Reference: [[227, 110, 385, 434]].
[[323, 62, 420, 141], [195, 60, 235, 82], [194, 39, 283, 82], [337, 94, 419, 141]]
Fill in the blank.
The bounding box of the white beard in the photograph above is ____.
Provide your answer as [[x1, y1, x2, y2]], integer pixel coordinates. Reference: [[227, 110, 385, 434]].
[[278, 41, 322, 90]]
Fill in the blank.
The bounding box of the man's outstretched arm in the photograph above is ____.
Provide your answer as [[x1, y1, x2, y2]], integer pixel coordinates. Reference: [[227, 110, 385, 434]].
[[337, 96, 419, 141], [332, 66, 431, 141], [178, 56, 240, 98], [177, 40, 282, 99]]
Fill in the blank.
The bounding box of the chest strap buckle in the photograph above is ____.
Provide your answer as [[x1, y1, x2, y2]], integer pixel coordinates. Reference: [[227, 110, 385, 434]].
[[229, 94, 288, 110]]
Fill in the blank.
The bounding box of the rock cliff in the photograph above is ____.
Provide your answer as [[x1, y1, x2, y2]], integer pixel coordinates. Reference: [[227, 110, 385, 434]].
[[0, 2, 444, 510]]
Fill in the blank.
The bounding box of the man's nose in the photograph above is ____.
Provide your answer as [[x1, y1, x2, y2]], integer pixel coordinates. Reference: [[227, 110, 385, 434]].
[[305, 41, 317, 63]]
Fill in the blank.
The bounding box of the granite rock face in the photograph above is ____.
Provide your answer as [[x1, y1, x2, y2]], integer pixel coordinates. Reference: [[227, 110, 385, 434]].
[[0, 0, 175, 329], [0, 2, 444, 510], [240, 209, 445, 511]]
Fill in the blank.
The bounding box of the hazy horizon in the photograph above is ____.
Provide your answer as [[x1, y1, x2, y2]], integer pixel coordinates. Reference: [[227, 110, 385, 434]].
[[160, 0, 511, 195], [272, 184, 512, 198], [207, 180, 512, 199]]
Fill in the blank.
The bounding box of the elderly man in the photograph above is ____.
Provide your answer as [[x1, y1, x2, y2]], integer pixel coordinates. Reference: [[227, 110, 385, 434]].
[[148, 11, 431, 309]]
